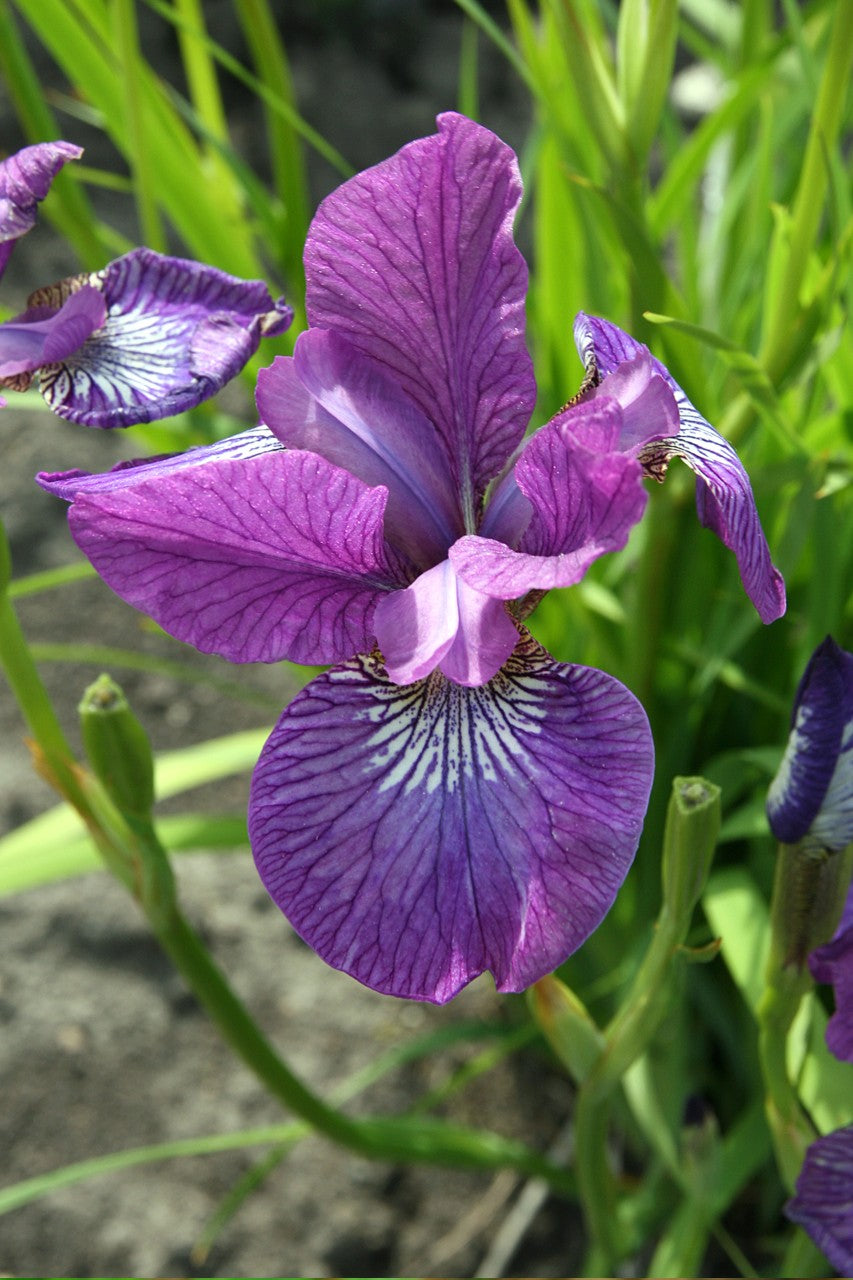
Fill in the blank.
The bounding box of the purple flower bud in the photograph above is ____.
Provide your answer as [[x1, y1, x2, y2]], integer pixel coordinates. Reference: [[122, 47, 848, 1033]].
[[768, 638, 853, 851]]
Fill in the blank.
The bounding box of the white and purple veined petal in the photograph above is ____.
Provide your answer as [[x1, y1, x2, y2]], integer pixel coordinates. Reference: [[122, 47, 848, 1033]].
[[785, 1125, 853, 1276], [304, 112, 536, 524], [39, 438, 404, 665], [0, 141, 82, 281], [767, 638, 853, 850], [36, 247, 292, 427], [573, 312, 786, 624], [249, 632, 654, 1003], [0, 286, 105, 380]]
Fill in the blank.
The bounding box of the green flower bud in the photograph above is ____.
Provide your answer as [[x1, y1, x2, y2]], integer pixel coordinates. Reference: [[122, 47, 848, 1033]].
[[79, 674, 155, 819], [661, 777, 721, 923], [769, 841, 853, 972]]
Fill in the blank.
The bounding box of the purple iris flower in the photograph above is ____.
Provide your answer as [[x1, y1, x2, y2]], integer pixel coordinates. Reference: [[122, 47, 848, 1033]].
[[769, 639, 853, 1269], [1, 144, 292, 426], [39, 114, 785, 1002], [782, 639, 853, 1060], [767, 637, 853, 854]]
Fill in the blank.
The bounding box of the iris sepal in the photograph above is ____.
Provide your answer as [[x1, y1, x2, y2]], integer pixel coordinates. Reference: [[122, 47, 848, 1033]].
[[249, 633, 653, 1003]]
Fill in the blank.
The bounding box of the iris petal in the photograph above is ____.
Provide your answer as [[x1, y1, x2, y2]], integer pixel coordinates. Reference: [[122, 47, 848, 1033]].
[[249, 633, 653, 1003], [38, 247, 292, 427], [0, 286, 105, 379], [43, 444, 401, 665], [0, 141, 82, 280], [374, 559, 519, 687], [573, 312, 786, 623], [809, 909, 853, 1063], [305, 112, 535, 517], [785, 1126, 853, 1275], [257, 329, 461, 566], [452, 403, 647, 598], [809, 880, 853, 1065]]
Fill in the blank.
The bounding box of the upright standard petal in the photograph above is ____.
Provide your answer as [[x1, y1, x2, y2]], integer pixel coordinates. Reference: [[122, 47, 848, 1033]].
[[45, 444, 401, 665], [573, 312, 786, 624], [305, 112, 536, 522], [36, 247, 292, 427], [767, 638, 853, 850], [785, 1126, 853, 1276], [257, 329, 462, 567], [249, 633, 654, 1003], [0, 286, 105, 379], [0, 141, 81, 280]]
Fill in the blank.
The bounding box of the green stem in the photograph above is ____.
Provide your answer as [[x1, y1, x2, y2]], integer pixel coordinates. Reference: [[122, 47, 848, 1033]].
[[0, 520, 89, 814], [128, 810, 571, 1185], [574, 779, 720, 1270], [575, 904, 684, 1267], [757, 971, 816, 1191]]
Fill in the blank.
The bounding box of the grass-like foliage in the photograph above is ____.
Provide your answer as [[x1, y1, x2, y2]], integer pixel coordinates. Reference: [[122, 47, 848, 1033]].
[[0, 0, 850, 1274]]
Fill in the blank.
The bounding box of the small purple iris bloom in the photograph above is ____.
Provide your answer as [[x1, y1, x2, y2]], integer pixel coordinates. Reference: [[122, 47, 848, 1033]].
[[1, 143, 292, 425], [767, 637, 853, 854], [785, 639, 853, 1060], [40, 114, 785, 1002], [769, 639, 853, 1269]]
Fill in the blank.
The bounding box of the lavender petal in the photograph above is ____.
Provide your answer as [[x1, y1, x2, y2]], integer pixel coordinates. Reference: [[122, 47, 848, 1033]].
[[0, 286, 105, 379], [47, 445, 400, 664], [809, 879, 853, 1065], [257, 329, 462, 567], [767, 638, 853, 849], [0, 141, 82, 280], [305, 112, 535, 513], [453, 403, 647, 598], [373, 558, 519, 687], [249, 633, 653, 1003]]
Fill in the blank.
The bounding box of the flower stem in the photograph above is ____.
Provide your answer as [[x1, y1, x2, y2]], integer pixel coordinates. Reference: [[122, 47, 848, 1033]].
[[574, 903, 684, 1267], [0, 519, 79, 801], [757, 969, 816, 1192], [574, 778, 721, 1271], [757, 844, 823, 1192]]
